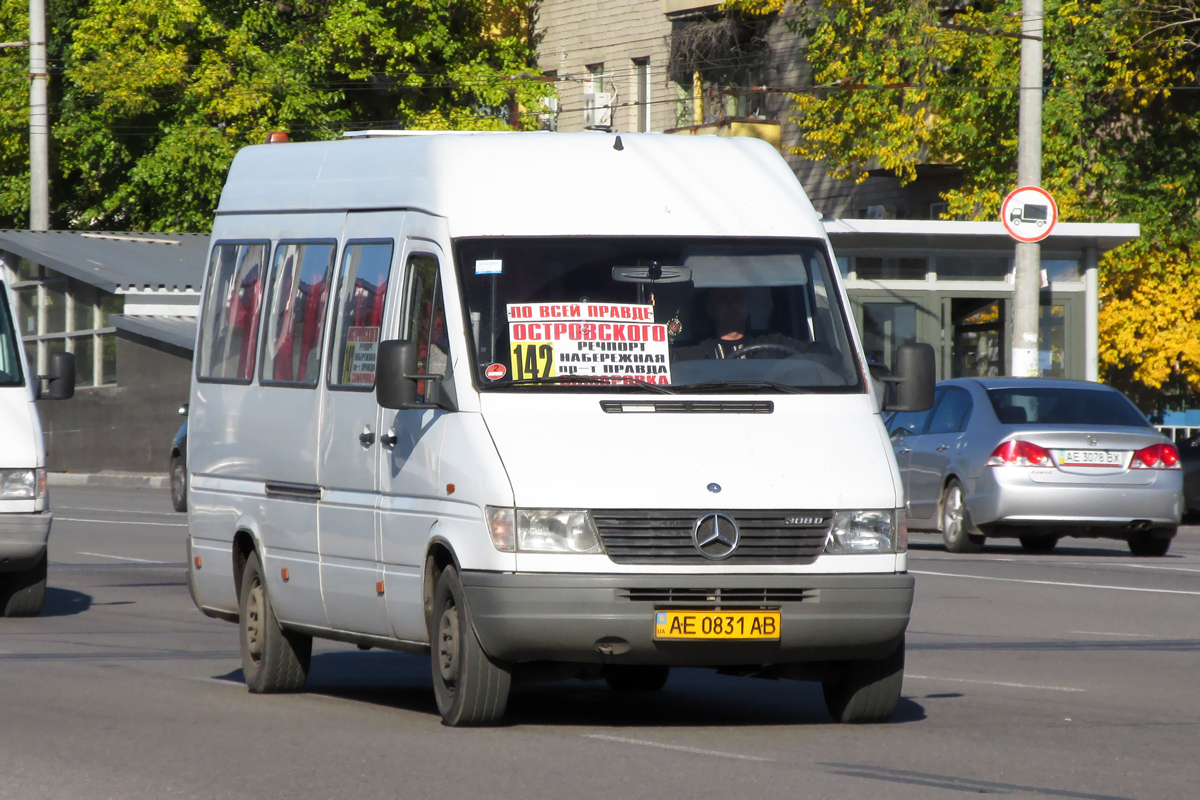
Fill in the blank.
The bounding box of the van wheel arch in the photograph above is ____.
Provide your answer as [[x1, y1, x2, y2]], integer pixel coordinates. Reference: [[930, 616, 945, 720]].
[[232, 530, 257, 599], [424, 540, 459, 636]]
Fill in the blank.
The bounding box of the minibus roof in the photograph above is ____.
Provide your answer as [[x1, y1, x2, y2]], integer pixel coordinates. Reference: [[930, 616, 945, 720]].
[[216, 132, 824, 240]]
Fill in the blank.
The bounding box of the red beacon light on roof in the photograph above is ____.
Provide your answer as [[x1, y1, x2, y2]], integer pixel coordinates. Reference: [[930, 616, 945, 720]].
[[265, 131, 290, 144]]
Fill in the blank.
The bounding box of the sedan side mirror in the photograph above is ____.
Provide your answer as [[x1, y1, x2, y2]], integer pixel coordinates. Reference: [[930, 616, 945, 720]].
[[39, 351, 76, 400], [882, 343, 935, 413]]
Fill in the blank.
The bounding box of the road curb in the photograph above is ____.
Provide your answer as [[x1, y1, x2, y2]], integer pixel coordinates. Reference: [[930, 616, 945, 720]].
[[49, 472, 170, 490]]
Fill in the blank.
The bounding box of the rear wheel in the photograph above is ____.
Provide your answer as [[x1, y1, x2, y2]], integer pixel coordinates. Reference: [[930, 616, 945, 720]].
[[941, 480, 984, 554], [822, 636, 905, 724], [431, 565, 512, 726], [239, 550, 311, 693], [1019, 535, 1059, 554], [170, 455, 187, 512], [1128, 530, 1173, 557], [0, 552, 47, 617], [605, 665, 670, 692]]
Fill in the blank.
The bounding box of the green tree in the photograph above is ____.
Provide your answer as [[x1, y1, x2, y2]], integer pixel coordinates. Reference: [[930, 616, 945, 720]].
[[0, 0, 553, 231], [724, 0, 1200, 409]]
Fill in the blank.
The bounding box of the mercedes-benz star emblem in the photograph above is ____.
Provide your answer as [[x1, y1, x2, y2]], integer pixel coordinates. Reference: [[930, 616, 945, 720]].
[[707, 483, 721, 493], [693, 512, 739, 560]]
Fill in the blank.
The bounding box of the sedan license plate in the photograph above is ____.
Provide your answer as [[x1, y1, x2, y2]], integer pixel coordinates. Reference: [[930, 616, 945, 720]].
[[654, 610, 780, 641], [1055, 449, 1125, 467]]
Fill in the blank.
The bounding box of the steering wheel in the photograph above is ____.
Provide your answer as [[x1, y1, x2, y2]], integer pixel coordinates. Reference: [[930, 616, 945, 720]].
[[729, 343, 802, 359]]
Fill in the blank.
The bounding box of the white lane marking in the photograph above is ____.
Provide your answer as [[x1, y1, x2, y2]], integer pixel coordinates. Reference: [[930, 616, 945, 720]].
[[906, 674, 1085, 693], [977, 557, 1200, 575], [58, 517, 186, 528], [583, 734, 773, 763], [1070, 631, 1160, 639], [77, 551, 172, 564], [911, 569, 1200, 596]]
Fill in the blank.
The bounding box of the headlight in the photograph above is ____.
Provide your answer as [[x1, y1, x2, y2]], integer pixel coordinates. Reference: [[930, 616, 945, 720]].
[[485, 507, 604, 553], [825, 509, 902, 555], [0, 468, 45, 501]]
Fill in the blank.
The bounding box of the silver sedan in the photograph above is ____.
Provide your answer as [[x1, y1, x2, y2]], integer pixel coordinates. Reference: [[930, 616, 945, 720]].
[[886, 378, 1182, 556]]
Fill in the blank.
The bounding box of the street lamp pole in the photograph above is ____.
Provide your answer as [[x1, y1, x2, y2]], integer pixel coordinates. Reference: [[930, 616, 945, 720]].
[[1011, 0, 1043, 377], [29, 0, 48, 231]]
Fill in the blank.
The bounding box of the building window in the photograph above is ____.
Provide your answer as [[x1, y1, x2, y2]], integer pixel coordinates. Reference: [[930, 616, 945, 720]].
[[633, 58, 650, 132], [855, 256, 927, 281], [3, 253, 120, 388]]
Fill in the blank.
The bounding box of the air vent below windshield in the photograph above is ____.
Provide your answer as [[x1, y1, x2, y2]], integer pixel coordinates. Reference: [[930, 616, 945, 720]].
[[600, 401, 774, 414]]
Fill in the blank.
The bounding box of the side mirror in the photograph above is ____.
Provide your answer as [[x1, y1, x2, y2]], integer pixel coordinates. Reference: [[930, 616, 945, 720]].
[[882, 343, 935, 412], [40, 351, 76, 400], [377, 340, 419, 410]]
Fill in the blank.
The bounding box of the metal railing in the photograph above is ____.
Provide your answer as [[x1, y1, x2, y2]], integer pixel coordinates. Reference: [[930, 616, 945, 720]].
[[1155, 425, 1200, 444]]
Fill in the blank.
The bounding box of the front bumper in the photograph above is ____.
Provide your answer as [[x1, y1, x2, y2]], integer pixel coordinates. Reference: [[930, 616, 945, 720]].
[[970, 469, 1182, 530], [0, 512, 52, 571], [462, 571, 914, 666]]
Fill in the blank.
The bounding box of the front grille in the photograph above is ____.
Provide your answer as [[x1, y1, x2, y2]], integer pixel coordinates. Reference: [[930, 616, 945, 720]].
[[593, 509, 832, 565], [618, 587, 816, 605]]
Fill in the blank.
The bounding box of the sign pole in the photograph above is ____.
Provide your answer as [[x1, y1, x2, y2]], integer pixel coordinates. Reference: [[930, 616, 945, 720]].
[[1011, 0, 1043, 377], [29, 0, 49, 230]]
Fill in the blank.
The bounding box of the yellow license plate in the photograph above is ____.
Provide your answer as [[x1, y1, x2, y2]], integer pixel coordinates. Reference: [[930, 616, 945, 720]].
[[654, 610, 781, 640]]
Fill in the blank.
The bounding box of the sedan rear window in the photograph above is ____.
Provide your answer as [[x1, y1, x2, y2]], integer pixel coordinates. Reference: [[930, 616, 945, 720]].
[[986, 387, 1150, 428]]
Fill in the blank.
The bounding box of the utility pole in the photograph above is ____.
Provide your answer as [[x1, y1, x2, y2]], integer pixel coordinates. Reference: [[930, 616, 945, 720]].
[[29, 0, 49, 230], [1010, 0, 1043, 377]]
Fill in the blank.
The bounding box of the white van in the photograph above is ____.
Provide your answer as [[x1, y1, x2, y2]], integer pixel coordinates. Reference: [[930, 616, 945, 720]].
[[0, 278, 73, 617], [186, 131, 933, 725]]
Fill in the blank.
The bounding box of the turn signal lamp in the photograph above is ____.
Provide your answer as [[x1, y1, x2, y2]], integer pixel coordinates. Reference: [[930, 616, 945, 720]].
[[1131, 444, 1181, 470], [986, 439, 1051, 467]]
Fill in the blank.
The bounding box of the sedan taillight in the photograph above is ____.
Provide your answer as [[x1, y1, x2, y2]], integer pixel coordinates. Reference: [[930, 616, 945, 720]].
[[1130, 443, 1181, 470], [986, 439, 1052, 467]]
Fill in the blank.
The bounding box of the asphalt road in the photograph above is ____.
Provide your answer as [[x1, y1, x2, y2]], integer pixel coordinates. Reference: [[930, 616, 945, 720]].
[[2, 485, 1198, 799]]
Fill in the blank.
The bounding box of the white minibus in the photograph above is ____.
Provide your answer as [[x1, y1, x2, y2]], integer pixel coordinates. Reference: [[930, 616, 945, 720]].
[[0, 278, 73, 616], [186, 131, 933, 725]]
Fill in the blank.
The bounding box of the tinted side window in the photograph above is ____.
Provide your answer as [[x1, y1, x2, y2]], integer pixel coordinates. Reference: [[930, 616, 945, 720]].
[[329, 241, 393, 389], [197, 243, 268, 382], [927, 388, 972, 434], [401, 254, 448, 401], [261, 241, 336, 386]]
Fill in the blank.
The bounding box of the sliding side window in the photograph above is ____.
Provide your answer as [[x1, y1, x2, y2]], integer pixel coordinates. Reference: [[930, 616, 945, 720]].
[[329, 241, 394, 389], [260, 241, 336, 386], [196, 242, 268, 383]]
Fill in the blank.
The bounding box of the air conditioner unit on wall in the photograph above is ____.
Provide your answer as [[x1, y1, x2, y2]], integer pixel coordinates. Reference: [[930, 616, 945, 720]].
[[865, 204, 894, 220], [584, 92, 613, 130]]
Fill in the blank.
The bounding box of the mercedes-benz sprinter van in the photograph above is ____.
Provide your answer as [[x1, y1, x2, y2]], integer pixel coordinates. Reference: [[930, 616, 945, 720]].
[[0, 277, 73, 617], [186, 132, 933, 725]]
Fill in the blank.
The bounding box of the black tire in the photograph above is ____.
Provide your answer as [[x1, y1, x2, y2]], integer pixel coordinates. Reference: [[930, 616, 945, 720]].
[[941, 479, 984, 554], [170, 455, 188, 513], [822, 636, 905, 724], [239, 550, 311, 693], [1128, 530, 1173, 557], [0, 552, 47, 617], [1019, 535, 1059, 554], [431, 565, 511, 726], [604, 665, 671, 692]]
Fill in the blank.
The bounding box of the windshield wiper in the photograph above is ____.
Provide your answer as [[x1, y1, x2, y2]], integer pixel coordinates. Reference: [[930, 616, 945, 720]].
[[671, 380, 809, 395], [495, 375, 677, 395]]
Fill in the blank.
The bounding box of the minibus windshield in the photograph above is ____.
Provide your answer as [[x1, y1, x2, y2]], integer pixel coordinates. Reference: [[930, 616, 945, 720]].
[[455, 238, 862, 393], [0, 287, 23, 386]]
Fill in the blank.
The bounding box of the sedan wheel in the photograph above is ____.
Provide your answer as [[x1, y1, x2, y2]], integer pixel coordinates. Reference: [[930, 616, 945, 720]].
[[941, 479, 984, 554]]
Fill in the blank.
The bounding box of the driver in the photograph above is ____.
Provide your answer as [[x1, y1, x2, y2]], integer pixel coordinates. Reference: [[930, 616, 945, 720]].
[[673, 287, 804, 360]]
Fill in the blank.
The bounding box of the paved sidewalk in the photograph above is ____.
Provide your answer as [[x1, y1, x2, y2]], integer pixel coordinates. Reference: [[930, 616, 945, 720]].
[[49, 472, 170, 489]]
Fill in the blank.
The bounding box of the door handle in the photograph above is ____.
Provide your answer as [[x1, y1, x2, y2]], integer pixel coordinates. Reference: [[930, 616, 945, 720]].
[[380, 429, 398, 447], [936, 444, 950, 451], [359, 429, 376, 446], [896, 447, 911, 455]]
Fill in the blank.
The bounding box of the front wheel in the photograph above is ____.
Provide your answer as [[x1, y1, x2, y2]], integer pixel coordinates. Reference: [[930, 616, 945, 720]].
[[239, 550, 311, 693], [431, 566, 512, 726], [0, 552, 47, 617], [941, 480, 984, 554], [822, 636, 905, 724], [1129, 530, 1173, 557], [170, 455, 187, 512]]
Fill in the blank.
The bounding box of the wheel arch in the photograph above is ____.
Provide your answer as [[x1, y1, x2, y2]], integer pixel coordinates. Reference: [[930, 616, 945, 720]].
[[423, 535, 461, 635], [232, 529, 259, 596]]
